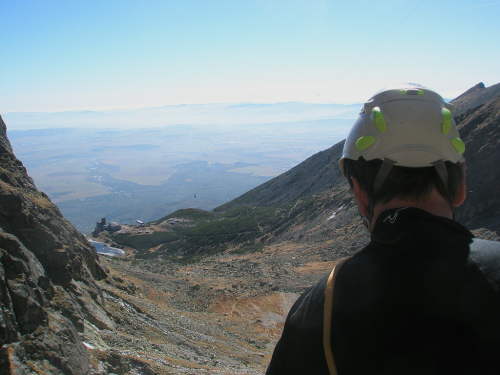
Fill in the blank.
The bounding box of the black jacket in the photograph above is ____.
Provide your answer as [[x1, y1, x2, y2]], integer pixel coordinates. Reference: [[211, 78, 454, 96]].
[[266, 208, 500, 375]]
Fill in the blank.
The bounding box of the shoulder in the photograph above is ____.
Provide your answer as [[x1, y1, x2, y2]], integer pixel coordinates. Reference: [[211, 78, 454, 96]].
[[286, 273, 329, 325], [286, 258, 355, 329], [266, 273, 332, 375]]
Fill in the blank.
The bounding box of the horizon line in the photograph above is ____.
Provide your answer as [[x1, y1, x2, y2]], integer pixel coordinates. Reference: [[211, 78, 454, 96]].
[[2, 100, 364, 115]]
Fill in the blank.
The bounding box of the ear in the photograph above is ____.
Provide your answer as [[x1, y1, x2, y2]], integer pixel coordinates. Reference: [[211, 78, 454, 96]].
[[453, 162, 466, 207], [351, 176, 370, 217]]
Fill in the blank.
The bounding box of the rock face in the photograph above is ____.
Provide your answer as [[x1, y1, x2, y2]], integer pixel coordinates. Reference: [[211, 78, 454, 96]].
[[454, 93, 500, 232], [0, 115, 109, 374]]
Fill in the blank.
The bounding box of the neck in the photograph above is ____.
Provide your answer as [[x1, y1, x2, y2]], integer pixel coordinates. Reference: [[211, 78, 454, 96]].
[[371, 189, 453, 230]]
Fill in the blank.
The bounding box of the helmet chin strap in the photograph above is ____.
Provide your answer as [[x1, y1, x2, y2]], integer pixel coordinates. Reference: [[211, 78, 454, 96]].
[[361, 158, 394, 234], [356, 205, 373, 233], [373, 158, 395, 193], [431, 159, 449, 187], [362, 215, 372, 233], [373, 158, 449, 196]]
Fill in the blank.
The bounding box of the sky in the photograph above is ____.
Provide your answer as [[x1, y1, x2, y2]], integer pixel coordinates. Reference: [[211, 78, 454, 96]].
[[1, 0, 499, 113]]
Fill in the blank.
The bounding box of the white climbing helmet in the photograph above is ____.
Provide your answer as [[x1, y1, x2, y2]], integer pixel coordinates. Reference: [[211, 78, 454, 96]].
[[339, 83, 465, 179]]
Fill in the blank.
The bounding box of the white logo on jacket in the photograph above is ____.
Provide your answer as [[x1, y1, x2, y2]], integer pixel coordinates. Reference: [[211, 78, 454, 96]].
[[383, 207, 408, 224]]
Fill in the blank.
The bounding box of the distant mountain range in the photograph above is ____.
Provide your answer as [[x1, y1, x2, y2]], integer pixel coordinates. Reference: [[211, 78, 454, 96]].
[[3, 102, 361, 130]]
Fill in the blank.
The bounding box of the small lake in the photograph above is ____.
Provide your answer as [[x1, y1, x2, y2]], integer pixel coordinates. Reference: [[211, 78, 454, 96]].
[[88, 239, 125, 257]]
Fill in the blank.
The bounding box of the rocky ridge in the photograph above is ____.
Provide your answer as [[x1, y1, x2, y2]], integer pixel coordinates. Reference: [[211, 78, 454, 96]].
[[451, 82, 500, 117], [0, 114, 111, 374], [454, 88, 500, 231]]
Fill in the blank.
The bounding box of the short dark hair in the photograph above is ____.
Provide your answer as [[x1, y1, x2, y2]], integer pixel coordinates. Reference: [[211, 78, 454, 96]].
[[343, 157, 464, 215]]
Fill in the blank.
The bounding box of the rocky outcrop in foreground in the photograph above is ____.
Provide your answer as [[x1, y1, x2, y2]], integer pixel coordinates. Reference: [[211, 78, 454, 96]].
[[0, 115, 110, 374]]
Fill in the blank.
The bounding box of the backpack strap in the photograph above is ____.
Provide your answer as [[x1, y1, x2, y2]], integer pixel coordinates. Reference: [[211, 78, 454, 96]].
[[323, 258, 350, 375]]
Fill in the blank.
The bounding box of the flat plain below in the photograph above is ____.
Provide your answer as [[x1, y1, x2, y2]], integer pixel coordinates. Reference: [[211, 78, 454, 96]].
[[9, 119, 352, 233], [8, 120, 350, 233]]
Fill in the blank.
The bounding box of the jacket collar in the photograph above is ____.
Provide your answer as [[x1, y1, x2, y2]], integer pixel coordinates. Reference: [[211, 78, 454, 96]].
[[371, 207, 473, 240]]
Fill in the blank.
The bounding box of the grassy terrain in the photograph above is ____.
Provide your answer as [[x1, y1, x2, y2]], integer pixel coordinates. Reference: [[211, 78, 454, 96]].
[[108, 191, 341, 262]]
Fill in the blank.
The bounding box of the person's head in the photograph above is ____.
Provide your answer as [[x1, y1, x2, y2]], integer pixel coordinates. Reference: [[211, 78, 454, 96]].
[[339, 83, 466, 222]]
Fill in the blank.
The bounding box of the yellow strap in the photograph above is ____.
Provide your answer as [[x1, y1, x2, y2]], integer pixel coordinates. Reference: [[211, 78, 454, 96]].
[[323, 258, 349, 375]]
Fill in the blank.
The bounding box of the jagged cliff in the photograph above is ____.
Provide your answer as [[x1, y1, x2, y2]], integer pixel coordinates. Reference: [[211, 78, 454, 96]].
[[0, 115, 112, 374]]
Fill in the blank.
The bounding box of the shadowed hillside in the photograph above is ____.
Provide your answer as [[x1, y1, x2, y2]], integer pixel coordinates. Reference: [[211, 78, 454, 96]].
[[451, 82, 500, 117], [454, 87, 500, 232], [215, 141, 347, 210]]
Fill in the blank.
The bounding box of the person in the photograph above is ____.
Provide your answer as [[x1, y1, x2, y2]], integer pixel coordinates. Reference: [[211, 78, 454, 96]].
[[266, 83, 500, 375]]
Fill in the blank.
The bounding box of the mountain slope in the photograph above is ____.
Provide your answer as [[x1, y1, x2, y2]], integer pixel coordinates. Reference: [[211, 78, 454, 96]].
[[216, 141, 347, 210], [455, 92, 500, 232], [88, 81, 500, 374], [451, 82, 500, 117]]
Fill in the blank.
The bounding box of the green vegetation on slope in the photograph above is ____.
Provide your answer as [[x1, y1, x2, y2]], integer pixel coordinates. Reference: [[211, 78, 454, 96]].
[[110, 192, 344, 261]]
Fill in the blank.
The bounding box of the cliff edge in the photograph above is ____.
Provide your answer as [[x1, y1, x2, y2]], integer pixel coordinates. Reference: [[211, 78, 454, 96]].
[[0, 115, 111, 374]]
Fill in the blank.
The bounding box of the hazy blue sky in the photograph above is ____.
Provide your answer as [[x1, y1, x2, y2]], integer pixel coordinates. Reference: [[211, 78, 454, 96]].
[[1, 0, 499, 112]]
